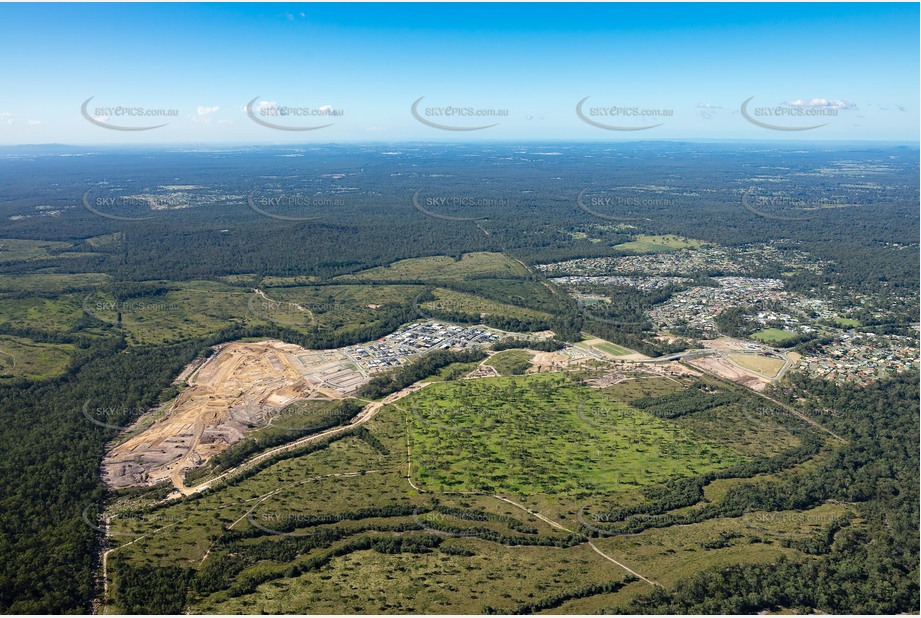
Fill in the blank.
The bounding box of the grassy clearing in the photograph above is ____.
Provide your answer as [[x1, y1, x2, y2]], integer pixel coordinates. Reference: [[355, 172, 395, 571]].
[[266, 284, 424, 331], [0, 238, 88, 262], [751, 328, 798, 344], [486, 350, 533, 376], [614, 235, 705, 254], [600, 376, 687, 400], [78, 281, 422, 345], [84, 282, 255, 345], [104, 368, 830, 614], [592, 515, 796, 588], [338, 252, 528, 283], [193, 542, 629, 614], [0, 335, 73, 381], [0, 272, 111, 294], [727, 353, 786, 377], [421, 288, 553, 322], [575, 339, 637, 357], [404, 374, 742, 495], [594, 341, 633, 357], [0, 294, 87, 333]]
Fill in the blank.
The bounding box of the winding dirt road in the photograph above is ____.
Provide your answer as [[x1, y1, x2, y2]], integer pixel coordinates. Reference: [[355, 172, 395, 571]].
[[173, 382, 433, 496]]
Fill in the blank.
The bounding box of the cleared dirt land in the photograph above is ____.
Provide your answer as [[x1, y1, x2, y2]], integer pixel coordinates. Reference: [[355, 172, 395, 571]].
[[102, 340, 367, 489], [687, 355, 769, 391], [726, 352, 786, 378]]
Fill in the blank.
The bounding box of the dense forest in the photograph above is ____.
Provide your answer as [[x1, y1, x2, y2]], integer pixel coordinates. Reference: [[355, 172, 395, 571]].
[[613, 370, 919, 614]]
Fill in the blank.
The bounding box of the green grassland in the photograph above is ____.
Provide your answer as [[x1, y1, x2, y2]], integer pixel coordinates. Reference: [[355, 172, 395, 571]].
[[197, 542, 632, 614], [336, 252, 528, 283], [0, 273, 114, 334], [259, 275, 322, 286], [752, 328, 799, 343], [0, 294, 89, 333], [0, 335, 73, 381], [577, 339, 634, 356], [403, 374, 743, 495], [0, 251, 532, 349], [485, 350, 533, 376], [455, 277, 562, 312], [595, 341, 633, 356], [103, 368, 843, 615], [264, 284, 424, 331], [0, 238, 94, 262], [0, 272, 112, 294], [613, 234, 706, 254], [74, 282, 422, 346], [420, 288, 554, 322], [82, 282, 257, 345]]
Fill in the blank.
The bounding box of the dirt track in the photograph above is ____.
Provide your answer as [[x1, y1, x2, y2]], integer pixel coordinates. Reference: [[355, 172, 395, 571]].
[[176, 381, 432, 496]]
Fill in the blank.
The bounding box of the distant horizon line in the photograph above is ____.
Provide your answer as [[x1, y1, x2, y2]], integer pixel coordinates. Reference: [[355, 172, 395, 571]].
[[2, 139, 918, 149]]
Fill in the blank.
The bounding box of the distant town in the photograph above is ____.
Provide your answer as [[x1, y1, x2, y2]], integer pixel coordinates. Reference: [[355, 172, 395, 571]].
[[541, 242, 918, 385]]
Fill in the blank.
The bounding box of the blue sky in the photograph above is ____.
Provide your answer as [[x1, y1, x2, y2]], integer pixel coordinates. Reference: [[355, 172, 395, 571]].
[[0, 2, 917, 144]]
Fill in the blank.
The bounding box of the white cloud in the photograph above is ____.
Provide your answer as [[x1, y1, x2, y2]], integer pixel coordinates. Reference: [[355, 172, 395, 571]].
[[786, 98, 856, 111], [27, 119, 44, 126], [0, 112, 12, 125], [246, 100, 278, 113], [190, 105, 221, 123], [697, 102, 722, 120]]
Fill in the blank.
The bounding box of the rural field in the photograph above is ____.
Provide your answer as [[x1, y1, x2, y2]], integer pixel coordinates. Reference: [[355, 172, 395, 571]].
[[101, 359, 845, 614], [613, 234, 707, 254], [0, 335, 74, 381], [337, 253, 529, 283]]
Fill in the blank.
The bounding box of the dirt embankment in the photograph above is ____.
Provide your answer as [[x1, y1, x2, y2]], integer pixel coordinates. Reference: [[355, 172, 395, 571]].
[[102, 340, 367, 489]]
